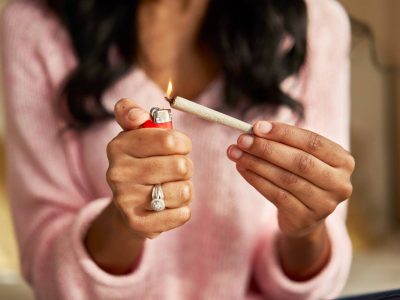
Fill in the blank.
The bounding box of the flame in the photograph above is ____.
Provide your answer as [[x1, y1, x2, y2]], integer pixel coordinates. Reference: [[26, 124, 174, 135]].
[[166, 80, 173, 99]]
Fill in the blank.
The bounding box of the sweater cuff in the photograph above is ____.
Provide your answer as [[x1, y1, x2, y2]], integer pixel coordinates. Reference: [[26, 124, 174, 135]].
[[255, 215, 352, 299], [70, 198, 150, 287]]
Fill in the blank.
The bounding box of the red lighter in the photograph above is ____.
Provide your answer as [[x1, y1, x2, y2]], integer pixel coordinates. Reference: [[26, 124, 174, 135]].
[[140, 107, 173, 129]]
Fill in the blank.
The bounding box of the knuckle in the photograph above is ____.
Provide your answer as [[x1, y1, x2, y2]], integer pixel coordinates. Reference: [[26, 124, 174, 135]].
[[106, 166, 124, 185], [337, 182, 353, 200], [275, 189, 290, 203], [180, 182, 193, 204], [322, 201, 337, 217], [281, 126, 293, 138], [296, 154, 314, 174], [107, 133, 127, 157], [280, 172, 299, 187], [176, 157, 192, 178], [106, 142, 113, 158], [260, 140, 273, 157], [178, 206, 191, 224], [307, 132, 323, 153], [321, 169, 334, 182], [279, 125, 293, 139], [106, 138, 120, 158], [344, 153, 356, 171], [162, 132, 177, 152]]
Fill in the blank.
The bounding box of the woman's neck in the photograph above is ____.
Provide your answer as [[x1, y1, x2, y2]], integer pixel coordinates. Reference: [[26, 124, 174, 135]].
[[137, 0, 218, 99]]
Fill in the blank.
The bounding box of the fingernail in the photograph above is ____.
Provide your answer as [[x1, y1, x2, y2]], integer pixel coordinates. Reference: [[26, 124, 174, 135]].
[[238, 135, 254, 149], [229, 146, 243, 160], [128, 108, 144, 121], [257, 121, 272, 135], [182, 184, 191, 201]]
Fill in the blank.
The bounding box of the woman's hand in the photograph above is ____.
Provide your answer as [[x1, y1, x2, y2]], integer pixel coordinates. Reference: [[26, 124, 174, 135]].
[[227, 121, 355, 238], [85, 99, 193, 274], [227, 121, 354, 280], [107, 99, 194, 239]]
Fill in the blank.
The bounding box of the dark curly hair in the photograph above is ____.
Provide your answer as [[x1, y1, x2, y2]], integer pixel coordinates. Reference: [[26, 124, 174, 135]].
[[45, 0, 308, 128]]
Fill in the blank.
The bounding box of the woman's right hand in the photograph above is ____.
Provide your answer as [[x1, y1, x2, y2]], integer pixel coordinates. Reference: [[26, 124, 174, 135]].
[[86, 98, 193, 274], [107, 99, 194, 240]]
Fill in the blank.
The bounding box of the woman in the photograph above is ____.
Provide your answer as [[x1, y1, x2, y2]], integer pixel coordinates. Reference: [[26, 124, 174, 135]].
[[2, 0, 354, 299]]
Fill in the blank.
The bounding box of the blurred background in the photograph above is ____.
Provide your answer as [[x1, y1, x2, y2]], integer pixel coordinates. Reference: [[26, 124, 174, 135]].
[[0, 0, 399, 299]]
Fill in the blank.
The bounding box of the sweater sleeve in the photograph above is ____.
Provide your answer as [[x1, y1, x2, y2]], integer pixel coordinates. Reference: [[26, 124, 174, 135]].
[[253, 1, 352, 299], [1, 2, 151, 299]]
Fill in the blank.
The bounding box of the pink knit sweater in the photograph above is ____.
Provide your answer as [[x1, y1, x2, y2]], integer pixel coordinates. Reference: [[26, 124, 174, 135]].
[[2, 0, 352, 299]]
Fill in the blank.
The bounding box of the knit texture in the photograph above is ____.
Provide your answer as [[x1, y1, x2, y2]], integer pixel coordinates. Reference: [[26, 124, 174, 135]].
[[2, 0, 352, 299]]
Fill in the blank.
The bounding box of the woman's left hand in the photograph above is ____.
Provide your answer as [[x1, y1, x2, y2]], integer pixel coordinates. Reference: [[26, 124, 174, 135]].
[[227, 121, 355, 238]]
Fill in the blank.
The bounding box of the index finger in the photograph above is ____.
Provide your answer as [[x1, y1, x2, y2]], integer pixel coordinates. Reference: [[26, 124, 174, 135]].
[[112, 129, 192, 158], [252, 121, 348, 167]]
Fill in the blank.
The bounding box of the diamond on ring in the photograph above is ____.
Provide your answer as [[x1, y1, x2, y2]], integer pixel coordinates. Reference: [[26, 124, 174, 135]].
[[151, 184, 166, 212]]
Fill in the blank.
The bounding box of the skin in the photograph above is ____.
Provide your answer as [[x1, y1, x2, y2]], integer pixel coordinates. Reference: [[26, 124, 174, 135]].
[[227, 122, 355, 280], [136, 0, 218, 99], [85, 0, 355, 281], [85, 99, 194, 274]]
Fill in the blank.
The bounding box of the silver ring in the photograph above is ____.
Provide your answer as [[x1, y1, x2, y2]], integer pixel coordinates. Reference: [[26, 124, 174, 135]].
[[151, 184, 165, 212]]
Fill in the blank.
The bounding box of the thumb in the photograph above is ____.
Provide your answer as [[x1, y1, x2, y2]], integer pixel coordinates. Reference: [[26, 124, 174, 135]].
[[114, 98, 150, 131]]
